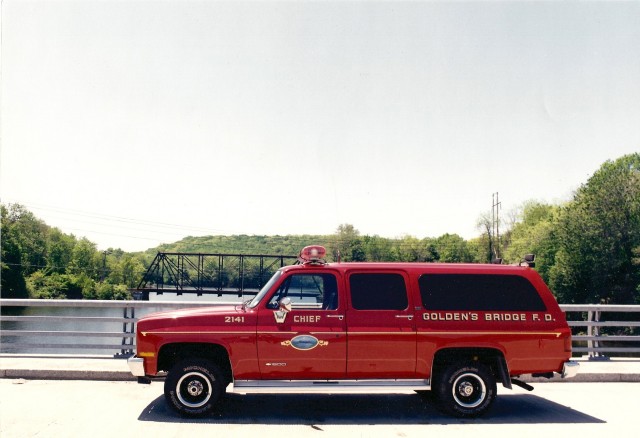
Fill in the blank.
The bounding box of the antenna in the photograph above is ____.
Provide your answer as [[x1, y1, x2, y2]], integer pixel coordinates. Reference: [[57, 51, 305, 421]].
[[492, 192, 502, 260]]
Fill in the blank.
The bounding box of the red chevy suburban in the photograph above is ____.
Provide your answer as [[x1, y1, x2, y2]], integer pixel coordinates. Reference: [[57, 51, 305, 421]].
[[128, 245, 578, 418]]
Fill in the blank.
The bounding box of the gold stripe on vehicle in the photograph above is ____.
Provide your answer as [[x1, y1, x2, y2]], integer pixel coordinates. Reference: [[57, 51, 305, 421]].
[[347, 332, 417, 336], [419, 331, 563, 338], [141, 331, 255, 336]]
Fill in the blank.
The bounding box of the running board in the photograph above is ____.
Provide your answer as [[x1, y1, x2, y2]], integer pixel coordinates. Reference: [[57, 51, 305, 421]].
[[229, 379, 430, 394]]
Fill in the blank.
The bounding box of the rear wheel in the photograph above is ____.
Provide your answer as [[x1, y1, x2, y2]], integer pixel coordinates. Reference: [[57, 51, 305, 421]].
[[434, 362, 496, 418], [164, 359, 225, 417]]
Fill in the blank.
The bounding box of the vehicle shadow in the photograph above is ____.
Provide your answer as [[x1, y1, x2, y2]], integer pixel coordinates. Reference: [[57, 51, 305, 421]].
[[138, 392, 605, 425]]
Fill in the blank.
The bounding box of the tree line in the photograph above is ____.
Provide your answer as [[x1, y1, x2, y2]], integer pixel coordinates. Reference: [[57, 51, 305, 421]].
[[2, 154, 638, 304], [1, 204, 146, 299]]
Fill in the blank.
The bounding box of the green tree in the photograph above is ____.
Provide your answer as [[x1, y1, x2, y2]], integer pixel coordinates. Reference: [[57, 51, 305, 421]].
[[362, 235, 396, 261], [108, 254, 146, 288], [95, 283, 131, 300], [26, 271, 92, 299], [503, 201, 560, 284], [420, 238, 440, 262], [549, 154, 640, 304], [466, 236, 489, 263], [330, 224, 365, 262], [47, 228, 76, 274], [3, 204, 48, 274], [69, 237, 100, 279], [1, 204, 49, 298], [435, 234, 473, 262], [1, 205, 28, 297], [394, 236, 424, 262]]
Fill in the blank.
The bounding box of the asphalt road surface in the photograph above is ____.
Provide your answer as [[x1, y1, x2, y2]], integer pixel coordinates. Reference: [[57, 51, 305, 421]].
[[0, 380, 634, 437]]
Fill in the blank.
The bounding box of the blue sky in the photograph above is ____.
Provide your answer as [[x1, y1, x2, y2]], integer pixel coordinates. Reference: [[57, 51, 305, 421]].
[[2, 1, 639, 251]]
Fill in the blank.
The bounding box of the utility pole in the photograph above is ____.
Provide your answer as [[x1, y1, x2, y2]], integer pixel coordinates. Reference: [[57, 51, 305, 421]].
[[101, 250, 112, 282], [492, 192, 501, 261]]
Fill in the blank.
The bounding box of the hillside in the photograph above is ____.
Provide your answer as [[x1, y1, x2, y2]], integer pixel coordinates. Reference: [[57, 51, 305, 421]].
[[144, 234, 334, 257]]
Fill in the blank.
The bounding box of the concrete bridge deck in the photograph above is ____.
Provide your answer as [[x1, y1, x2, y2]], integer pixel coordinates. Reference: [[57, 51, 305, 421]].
[[1, 356, 639, 437], [1, 354, 638, 382], [1, 380, 639, 437]]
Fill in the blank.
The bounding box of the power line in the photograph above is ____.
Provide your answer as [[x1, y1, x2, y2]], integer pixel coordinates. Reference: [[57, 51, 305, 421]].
[[3, 261, 108, 274], [4, 200, 233, 235], [3, 200, 487, 255], [2, 200, 236, 248]]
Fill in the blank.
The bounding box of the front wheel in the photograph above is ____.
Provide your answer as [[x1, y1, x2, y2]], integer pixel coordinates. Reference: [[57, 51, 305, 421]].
[[164, 359, 225, 417], [434, 362, 496, 418]]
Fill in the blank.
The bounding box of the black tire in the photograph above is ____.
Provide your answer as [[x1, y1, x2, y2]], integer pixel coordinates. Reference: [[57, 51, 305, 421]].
[[164, 359, 225, 417], [434, 362, 496, 418]]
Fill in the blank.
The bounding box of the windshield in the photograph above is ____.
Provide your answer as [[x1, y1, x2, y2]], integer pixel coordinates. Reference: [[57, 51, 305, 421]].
[[246, 270, 283, 309]]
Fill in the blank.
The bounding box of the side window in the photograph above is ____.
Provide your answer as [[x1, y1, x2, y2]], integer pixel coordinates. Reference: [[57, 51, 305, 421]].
[[419, 274, 547, 311], [267, 273, 338, 310], [350, 273, 408, 311]]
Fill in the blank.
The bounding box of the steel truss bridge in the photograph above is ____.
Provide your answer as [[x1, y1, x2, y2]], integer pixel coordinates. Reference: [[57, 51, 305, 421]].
[[135, 252, 298, 300]]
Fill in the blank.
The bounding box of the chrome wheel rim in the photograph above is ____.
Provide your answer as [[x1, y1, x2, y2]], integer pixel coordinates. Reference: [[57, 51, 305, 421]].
[[452, 372, 486, 408], [176, 371, 212, 408]]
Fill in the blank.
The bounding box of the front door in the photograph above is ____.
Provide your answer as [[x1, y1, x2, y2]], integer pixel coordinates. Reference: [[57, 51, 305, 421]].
[[256, 271, 346, 379]]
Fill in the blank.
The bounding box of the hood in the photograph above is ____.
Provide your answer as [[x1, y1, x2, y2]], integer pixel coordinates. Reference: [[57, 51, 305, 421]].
[[139, 305, 241, 322]]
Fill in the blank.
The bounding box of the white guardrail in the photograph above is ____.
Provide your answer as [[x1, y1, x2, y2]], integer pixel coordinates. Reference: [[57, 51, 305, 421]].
[[562, 304, 640, 357], [1, 300, 639, 358]]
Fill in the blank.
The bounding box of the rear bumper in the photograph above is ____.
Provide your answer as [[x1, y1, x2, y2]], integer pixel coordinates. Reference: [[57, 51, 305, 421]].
[[561, 360, 580, 378], [127, 356, 146, 377]]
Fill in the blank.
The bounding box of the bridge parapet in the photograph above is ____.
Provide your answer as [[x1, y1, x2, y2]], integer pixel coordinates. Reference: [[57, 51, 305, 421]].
[[562, 304, 640, 360]]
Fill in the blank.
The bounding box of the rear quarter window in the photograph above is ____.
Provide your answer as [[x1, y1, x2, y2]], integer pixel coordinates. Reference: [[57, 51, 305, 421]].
[[419, 274, 546, 311]]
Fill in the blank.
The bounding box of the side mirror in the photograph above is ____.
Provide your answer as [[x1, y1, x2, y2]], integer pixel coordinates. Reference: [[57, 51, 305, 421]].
[[279, 297, 292, 313]]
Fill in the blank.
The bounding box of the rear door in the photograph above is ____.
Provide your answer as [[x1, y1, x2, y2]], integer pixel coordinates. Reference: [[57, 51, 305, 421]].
[[345, 271, 417, 379]]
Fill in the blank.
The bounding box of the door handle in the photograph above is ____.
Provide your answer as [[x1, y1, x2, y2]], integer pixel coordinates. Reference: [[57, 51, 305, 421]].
[[326, 315, 344, 320], [395, 315, 413, 320]]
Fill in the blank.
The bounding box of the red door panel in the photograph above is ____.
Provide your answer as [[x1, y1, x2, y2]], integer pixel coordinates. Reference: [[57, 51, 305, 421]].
[[345, 271, 417, 378], [256, 271, 346, 379]]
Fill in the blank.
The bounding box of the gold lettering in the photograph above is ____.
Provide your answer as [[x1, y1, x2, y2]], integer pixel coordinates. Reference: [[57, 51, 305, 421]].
[[293, 315, 321, 323], [484, 313, 528, 321]]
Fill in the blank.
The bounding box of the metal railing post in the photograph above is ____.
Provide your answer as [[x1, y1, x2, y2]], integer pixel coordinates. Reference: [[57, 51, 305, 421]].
[[116, 306, 135, 358], [591, 309, 610, 361], [587, 310, 594, 359]]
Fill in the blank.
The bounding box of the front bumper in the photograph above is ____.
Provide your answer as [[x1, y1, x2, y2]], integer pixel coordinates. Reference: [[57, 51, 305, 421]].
[[128, 356, 146, 377], [561, 360, 580, 378]]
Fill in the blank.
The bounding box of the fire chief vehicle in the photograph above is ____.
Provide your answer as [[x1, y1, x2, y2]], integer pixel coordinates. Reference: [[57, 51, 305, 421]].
[[129, 245, 578, 418]]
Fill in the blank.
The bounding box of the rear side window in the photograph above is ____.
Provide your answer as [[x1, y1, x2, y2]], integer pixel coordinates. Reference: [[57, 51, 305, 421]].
[[350, 273, 408, 310], [419, 274, 546, 311]]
